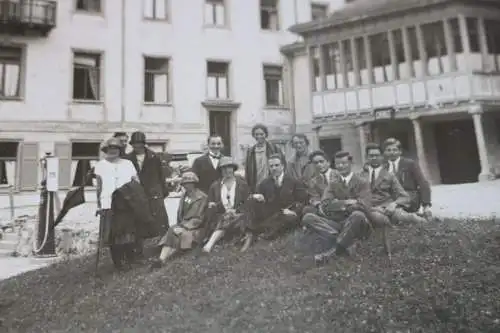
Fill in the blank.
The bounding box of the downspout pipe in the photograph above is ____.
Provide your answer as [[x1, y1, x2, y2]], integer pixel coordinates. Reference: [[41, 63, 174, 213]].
[[120, 0, 126, 127]]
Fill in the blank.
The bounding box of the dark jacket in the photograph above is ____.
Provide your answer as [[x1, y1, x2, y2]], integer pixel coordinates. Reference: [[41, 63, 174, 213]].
[[125, 149, 169, 234], [207, 176, 250, 213], [111, 180, 157, 239], [359, 167, 410, 208], [385, 157, 431, 210], [256, 173, 308, 218], [245, 141, 285, 193], [192, 153, 225, 194]]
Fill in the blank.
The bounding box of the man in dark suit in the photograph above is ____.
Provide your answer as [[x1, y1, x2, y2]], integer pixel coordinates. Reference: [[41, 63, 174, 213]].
[[192, 135, 225, 194], [361, 143, 427, 227], [125, 131, 170, 260], [383, 138, 432, 218], [241, 153, 308, 250], [302, 151, 372, 263]]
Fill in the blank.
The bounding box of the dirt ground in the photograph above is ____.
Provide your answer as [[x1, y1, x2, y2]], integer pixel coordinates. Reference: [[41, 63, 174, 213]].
[[1, 218, 500, 333]]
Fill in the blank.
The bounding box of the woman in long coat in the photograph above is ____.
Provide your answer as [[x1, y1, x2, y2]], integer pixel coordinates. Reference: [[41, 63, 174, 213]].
[[202, 157, 250, 253], [244, 124, 285, 192], [150, 172, 208, 268]]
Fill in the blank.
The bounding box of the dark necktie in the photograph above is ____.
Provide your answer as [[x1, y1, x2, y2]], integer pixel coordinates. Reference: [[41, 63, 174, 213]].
[[321, 172, 328, 184], [210, 154, 221, 159], [371, 169, 376, 189]]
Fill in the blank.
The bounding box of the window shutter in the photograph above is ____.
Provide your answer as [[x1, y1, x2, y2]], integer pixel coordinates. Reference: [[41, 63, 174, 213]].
[[19, 142, 39, 191], [55, 142, 72, 189]]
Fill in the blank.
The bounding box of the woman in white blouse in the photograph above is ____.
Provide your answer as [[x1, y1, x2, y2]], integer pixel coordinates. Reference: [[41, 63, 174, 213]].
[[203, 157, 250, 253], [94, 137, 139, 270]]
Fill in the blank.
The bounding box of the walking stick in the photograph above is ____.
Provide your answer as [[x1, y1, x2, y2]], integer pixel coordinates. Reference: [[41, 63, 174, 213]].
[[95, 211, 103, 276]]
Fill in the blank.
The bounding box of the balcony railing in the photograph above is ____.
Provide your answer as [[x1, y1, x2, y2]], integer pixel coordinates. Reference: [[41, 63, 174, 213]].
[[311, 71, 500, 118], [0, 0, 57, 35]]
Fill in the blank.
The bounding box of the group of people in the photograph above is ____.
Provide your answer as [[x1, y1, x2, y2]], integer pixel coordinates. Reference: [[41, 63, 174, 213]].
[[93, 124, 432, 271]]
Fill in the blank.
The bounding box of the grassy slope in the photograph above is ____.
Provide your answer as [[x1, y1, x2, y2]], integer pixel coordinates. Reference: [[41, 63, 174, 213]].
[[1, 219, 499, 333]]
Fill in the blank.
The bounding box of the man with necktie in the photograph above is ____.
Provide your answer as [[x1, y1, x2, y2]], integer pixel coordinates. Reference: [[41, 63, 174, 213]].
[[240, 153, 307, 250], [383, 137, 432, 218], [191, 135, 225, 194], [361, 143, 428, 228], [302, 151, 372, 263]]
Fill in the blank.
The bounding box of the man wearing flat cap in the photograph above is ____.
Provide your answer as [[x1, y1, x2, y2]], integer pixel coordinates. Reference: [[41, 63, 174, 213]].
[[150, 171, 208, 269], [125, 131, 170, 260]]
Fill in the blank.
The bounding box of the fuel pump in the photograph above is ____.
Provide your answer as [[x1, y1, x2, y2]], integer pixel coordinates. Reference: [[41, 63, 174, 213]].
[[34, 152, 58, 257]]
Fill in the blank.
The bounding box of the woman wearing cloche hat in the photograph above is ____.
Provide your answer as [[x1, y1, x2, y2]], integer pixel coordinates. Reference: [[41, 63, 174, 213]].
[[151, 171, 208, 269], [202, 157, 252, 253]]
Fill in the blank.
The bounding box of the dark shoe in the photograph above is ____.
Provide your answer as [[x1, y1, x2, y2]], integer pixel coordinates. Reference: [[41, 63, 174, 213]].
[[149, 259, 163, 271]]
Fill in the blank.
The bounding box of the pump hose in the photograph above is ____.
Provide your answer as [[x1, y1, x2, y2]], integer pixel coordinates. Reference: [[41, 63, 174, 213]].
[[32, 191, 52, 254]]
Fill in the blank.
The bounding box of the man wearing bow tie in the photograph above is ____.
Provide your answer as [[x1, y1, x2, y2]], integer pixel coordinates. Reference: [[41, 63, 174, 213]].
[[192, 135, 225, 194]]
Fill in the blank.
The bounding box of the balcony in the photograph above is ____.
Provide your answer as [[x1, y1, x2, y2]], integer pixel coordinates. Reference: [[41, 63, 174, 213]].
[[311, 71, 500, 118], [0, 0, 57, 37]]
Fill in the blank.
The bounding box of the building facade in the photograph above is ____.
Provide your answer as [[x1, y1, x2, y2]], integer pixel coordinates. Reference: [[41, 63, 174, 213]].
[[283, 0, 500, 185], [0, 0, 345, 191]]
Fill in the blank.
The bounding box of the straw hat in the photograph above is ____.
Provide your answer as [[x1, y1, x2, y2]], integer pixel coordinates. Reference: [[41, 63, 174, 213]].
[[218, 157, 238, 170], [180, 171, 199, 184]]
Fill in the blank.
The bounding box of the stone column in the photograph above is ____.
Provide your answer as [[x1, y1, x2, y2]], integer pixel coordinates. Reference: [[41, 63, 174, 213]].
[[355, 121, 368, 165], [401, 27, 413, 77], [409, 114, 431, 181], [478, 18, 489, 70], [469, 105, 493, 181], [443, 18, 457, 71], [351, 37, 360, 86], [415, 24, 427, 76]]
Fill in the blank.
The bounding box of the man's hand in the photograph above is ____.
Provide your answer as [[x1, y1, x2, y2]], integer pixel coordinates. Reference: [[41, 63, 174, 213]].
[[226, 208, 237, 216], [344, 199, 357, 206], [252, 194, 265, 202], [384, 202, 398, 214], [173, 226, 183, 235], [208, 202, 217, 209], [95, 209, 104, 217], [282, 208, 297, 217]]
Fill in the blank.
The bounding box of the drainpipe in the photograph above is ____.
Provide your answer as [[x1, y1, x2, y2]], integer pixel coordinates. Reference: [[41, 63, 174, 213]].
[[120, 0, 126, 127], [287, 54, 297, 134]]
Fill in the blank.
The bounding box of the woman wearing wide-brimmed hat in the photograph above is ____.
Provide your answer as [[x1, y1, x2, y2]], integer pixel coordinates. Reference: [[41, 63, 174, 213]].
[[202, 157, 251, 252], [94, 137, 139, 270], [150, 171, 208, 268]]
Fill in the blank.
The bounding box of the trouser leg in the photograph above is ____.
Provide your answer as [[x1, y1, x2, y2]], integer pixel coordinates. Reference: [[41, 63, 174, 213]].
[[336, 211, 369, 252], [302, 213, 341, 239], [391, 208, 426, 225], [110, 244, 124, 268]]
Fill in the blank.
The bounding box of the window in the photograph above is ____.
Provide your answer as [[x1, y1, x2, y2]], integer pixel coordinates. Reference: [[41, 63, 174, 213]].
[[311, 46, 321, 91], [71, 142, 100, 187], [407, 26, 424, 77], [76, 0, 101, 12], [484, 20, 500, 71], [260, 0, 279, 30], [421, 21, 448, 75], [323, 43, 342, 89], [0, 46, 22, 98], [0, 142, 19, 186], [207, 61, 229, 99], [144, 57, 170, 104], [392, 29, 410, 79], [311, 3, 328, 20], [342, 40, 355, 87], [73, 52, 101, 101], [263, 65, 284, 106], [144, 0, 167, 20], [204, 0, 225, 26], [449, 18, 464, 53], [355, 37, 369, 85], [466, 18, 480, 53], [369, 32, 392, 83]]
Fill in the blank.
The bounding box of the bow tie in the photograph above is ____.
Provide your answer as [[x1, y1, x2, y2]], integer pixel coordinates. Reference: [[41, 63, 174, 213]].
[[209, 154, 221, 159]]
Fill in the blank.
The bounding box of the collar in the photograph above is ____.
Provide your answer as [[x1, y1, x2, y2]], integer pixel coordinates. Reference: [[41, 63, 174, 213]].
[[321, 168, 332, 177], [390, 157, 401, 166], [368, 165, 382, 172], [209, 152, 221, 159], [341, 172, 353, 184], [274, 172, 285, 183]]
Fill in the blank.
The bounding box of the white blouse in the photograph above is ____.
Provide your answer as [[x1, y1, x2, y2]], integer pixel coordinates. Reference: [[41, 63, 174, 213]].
[[94, 159, 137, 209], [220, 180, 236, 211]]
